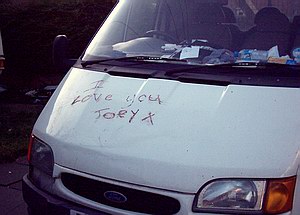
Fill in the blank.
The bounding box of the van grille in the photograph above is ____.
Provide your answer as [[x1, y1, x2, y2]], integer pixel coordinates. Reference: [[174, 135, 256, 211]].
[[61, 173, 181, 214]]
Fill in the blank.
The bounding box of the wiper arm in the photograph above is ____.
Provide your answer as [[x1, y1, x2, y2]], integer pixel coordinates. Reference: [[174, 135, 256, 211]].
[[165, 61, 299, 76], [208, 61, 300, 71], [81, 56, 187, 67], [165, 62, 260, 76]]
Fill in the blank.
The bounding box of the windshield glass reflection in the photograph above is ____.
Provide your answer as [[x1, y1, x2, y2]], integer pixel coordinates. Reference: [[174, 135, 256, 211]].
[[83, 0, 300, 66]]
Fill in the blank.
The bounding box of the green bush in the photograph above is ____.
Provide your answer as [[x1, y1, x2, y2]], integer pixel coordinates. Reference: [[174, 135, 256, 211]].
[[0, 0, 114, 88]]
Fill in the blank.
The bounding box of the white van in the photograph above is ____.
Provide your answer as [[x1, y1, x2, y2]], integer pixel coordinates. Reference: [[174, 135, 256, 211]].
[[23, 0, 300, 214]]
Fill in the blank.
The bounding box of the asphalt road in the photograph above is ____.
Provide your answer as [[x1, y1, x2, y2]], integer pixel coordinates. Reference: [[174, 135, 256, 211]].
[[0, 157, 28, 215]]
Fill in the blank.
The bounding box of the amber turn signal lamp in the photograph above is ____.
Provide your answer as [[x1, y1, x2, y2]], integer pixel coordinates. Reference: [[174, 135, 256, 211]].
[[263, 176, 296, 214]]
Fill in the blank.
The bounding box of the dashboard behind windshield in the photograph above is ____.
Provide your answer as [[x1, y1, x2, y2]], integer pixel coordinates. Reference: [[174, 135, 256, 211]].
[[83, 0, 300, 66]]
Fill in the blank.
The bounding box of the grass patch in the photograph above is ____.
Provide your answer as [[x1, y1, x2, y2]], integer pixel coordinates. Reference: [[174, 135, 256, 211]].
[[0, 104, 43, 163]]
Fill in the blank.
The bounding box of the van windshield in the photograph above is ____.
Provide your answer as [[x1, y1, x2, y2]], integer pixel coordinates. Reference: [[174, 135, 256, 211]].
[[82, 0, 300, 67]]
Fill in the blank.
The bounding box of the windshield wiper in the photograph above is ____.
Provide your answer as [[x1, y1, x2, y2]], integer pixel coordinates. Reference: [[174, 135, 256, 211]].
[[165, 61, 300, 76], [81, 56, 187, 67]]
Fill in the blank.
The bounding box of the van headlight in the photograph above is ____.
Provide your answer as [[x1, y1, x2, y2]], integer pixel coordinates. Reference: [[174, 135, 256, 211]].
[[193, 177, 296, 214], [27, 135, 55, 190], [194, 179, 265, 211]]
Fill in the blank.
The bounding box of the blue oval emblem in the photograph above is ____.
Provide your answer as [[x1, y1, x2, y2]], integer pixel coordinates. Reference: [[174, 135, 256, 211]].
[[104, 191, 127, 203]]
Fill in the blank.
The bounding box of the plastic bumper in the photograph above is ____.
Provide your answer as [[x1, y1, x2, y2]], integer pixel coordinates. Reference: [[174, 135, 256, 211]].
[[22, 174, 110, 215]]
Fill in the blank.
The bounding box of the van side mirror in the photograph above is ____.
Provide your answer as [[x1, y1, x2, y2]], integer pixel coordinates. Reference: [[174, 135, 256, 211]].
[[53, 35, 76, 73]]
